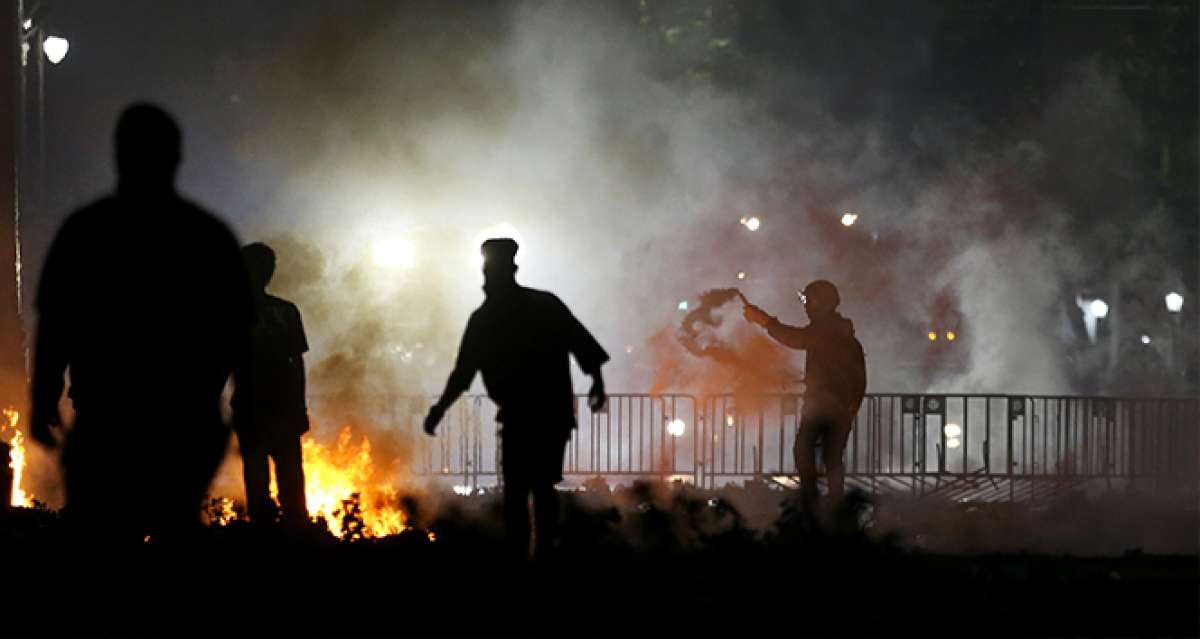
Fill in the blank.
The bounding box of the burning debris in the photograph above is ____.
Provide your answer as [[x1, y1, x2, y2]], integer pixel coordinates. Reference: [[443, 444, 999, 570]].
[[1, 408, 34, 508]]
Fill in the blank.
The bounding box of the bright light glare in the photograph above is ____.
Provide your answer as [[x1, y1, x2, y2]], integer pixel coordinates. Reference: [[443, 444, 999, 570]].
[[452, 485, 473, 496], [667, 419, 686, 438], [946, 437, 961, 450], [725, 415, 734, 427], [736, 271, 746, 280], [944, 423, 962, 438], [740, 216, 761, 231], [841, 213, 858, 226], [371, 238, 415, 269], [1089, 299, 1109, 319], [927, 331, 937, 342], [22, 19, 32, 31], [1165, 292, 1184, 313], [43, 36, 69, 64], [1140, 334, 1151, 345], [677, 300, 689, 311], [945, 331, 957, 342]]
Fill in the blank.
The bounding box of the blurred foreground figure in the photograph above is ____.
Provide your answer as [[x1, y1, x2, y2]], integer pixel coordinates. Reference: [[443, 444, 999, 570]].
[[425, 239, 608, 559], [233, 242, 309, 524], [744, 280, 866, 510], [30, 104, 251, 541]]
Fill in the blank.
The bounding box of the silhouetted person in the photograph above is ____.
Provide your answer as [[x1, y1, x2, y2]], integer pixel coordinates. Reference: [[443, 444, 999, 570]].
[[744, 280, 866, 510], [232, 242, 309, 524], [30, 103, 252, 542], [424, 238, 608, 559]]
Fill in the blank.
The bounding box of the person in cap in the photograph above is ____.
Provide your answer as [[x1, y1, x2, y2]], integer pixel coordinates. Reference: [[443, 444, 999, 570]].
[[424, 238, 608, 559], [743, 280, 866, 510]]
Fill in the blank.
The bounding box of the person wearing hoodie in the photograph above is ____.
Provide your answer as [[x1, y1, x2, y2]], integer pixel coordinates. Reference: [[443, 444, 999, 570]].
[[743, 280, 866, 509]]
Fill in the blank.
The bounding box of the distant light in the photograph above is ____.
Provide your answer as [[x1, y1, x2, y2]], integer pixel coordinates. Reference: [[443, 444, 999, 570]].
[[946, 437, 961, 450], [624, 344, 634, 354], [736, 271, 746, 280], [943, 423, 962, 438], [740, 216, 761, 231], [927, 331, 937, 342], [1089, 299, 1109, 319], [451, 485, 473, 496], [1165, 292, 1184, 313], [945, 331, 957, 342], [725, 415, 734, 427], [840, 213, 858, 227], [22, 19, 32, 31], [42, 36, 69, 65], [677, 300, 689, 311], [667, 419, 686, 438], [371, 238, 415, 269], [1140, 334, 1151, 345]]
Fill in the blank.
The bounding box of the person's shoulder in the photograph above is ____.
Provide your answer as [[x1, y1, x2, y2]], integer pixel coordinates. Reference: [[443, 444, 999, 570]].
[[265, 294, 300, 313], [58, 196, 118, 230], [520, 286, 564, 307]]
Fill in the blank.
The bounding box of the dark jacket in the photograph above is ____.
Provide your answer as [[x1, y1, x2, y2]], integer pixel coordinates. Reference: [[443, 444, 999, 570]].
[[441, 285, 609, 429], [765, 311, 867, 415]]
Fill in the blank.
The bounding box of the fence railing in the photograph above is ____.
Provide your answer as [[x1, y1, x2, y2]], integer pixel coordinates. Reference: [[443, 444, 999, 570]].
[[395, 393, 1199, 501]]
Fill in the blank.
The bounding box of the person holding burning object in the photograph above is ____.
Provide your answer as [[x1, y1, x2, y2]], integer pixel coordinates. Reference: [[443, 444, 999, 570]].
[[743, 280, 866, 511], [30, 104, 252, 541], [232, 242, 310, 525], [425, 238, 609, 560]]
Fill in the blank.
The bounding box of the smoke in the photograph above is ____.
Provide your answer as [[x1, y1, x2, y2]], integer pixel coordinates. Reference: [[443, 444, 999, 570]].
[[206, 0, 1195, 411]]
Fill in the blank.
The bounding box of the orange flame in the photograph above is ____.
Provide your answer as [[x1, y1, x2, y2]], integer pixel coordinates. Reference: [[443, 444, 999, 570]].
[[1, 408, 34, 508], [276, 424, 409, 539]]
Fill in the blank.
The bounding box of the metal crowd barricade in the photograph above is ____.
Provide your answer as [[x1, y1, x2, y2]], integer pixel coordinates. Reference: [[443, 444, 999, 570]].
[[398, 392, 1198, 500]]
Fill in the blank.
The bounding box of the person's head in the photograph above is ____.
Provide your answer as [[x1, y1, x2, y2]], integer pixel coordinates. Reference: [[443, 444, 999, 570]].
[[799, 279, 840, 318], [114, 103, 182, 191], [242, 242, 276, 292], [480, 238, 519, 293]]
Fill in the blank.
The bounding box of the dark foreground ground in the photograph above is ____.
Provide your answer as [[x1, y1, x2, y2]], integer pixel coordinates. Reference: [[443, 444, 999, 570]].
[[1, 483, 1197, 638]]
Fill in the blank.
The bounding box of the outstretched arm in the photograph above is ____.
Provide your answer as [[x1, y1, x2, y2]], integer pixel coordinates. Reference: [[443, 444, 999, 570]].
[[424, 318, 480, 435], [744, 304, 812, 350]]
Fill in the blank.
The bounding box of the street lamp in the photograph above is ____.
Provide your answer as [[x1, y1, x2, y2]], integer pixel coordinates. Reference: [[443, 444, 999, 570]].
[[1165, 292, 1184, 314], [42, 35, 68, 65]]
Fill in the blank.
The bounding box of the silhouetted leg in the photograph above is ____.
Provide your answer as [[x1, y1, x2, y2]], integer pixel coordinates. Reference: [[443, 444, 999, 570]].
[[823, 415, 853, 503], [531, 481, 559, 559], [503, 474, 533, 559], [794, 416, 821, 511], [237, 429, 275, 522], [271, 435, 308, 523]]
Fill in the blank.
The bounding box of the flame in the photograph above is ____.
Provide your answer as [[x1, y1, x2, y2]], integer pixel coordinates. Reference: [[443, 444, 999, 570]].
[[282, 424, 409, 539], [1, 408, 33, 508]]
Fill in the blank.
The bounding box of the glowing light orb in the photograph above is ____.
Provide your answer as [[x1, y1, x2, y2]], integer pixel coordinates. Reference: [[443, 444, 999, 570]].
[[1140, 334, 1151, 345], [740, 216, 761, 231], [946, 437, 961, 450], [726, 415, 735, 427], [371, 238, 415, 269], [1089, 299, 1109, 319], [1165, 292, 1184, 313], [667, 419, 686, 438], [943, 423, 962, 438], [841, 213, 858, 226], [43, 35, 69, 65], [927, 331, 938, 342], [945, 331, 957, 342], [677, 300, 689, 311], [737, 271, 746, 280]]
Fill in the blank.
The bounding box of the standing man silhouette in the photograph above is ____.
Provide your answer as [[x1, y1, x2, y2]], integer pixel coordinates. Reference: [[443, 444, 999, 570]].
[[233, 242, 309, 524], [30, 103, 252, 540], [743, 280, 866, 511], [425, 238, 608, 559]]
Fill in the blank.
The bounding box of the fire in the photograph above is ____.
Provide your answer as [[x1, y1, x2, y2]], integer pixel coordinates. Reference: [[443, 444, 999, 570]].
[[285, 424, 409, 539], [1, 408, 33, 508]]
